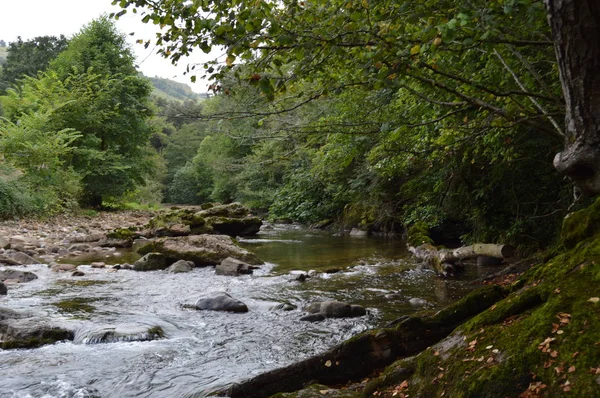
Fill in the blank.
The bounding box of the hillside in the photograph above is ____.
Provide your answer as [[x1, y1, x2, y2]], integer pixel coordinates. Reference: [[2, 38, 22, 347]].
[[148, 76, 208, 103]]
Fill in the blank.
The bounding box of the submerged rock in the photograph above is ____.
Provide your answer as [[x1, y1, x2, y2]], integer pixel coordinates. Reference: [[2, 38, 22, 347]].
[[0, 307, 74, 349], [195, 292, 249, 313], [74, 325, 165, 344], [0, 282, 6, 295], [137, 235, 262, 267], [304, 301, 367, 319], [270, 303, 297, 312]]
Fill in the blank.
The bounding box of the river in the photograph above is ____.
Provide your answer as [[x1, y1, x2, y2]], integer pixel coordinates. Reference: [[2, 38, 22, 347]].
[[0, 224, 495, 397]]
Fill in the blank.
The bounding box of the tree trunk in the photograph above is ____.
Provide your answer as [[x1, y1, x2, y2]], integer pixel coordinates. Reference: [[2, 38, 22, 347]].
[[545, 0, 600, 195]]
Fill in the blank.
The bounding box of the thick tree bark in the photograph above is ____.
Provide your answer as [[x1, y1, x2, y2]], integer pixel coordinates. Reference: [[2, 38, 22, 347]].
[[545, 0, 600, 195]]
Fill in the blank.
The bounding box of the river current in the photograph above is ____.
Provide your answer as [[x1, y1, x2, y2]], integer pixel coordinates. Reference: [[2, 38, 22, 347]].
[[0, 224, 495, 397]]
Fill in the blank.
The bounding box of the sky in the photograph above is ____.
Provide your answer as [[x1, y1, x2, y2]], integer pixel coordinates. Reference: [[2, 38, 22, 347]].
[[0, 0, 217, 92]]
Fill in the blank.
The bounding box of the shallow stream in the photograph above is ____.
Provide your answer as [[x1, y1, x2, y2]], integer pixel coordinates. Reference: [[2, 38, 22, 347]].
[[0, 225, 497, 397]]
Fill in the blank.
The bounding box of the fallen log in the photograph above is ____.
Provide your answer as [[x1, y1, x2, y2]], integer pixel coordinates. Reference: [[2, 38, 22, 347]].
[[406, 224, 515, 276], [408, 243, 515, 276]]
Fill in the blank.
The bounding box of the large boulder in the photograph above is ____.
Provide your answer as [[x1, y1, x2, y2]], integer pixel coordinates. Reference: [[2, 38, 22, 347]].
[[133, 252, 169, 271], [194, 292, 249, 313], [0, 268, 38, 283], [205, 216, 262, 236], [144, 203, 262, 238], [137, 235, 262, 267], [197, 203, 262, 236], [145, 208, 210, 237], [302, 301, 367, 321], [0, 307, 74, 349], [215, 257, 257, 276]]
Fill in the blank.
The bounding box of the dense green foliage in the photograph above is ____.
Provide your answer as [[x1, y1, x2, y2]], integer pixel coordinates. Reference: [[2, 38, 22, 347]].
[[112, 0, 583, 247], [0, 35, 68, 93], [0, 18, 160, 215]]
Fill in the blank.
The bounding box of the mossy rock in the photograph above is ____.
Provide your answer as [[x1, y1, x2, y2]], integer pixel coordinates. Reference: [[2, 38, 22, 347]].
[[561, 196, 600, 249], [197, 202, 250, 218], [205, 216, 262, 236], [106, 227, 138, 240], [137, 235, 262, 266]]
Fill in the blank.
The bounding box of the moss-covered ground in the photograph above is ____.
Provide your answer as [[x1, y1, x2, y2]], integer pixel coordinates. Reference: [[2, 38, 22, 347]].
[[278, 198, 600, 398]]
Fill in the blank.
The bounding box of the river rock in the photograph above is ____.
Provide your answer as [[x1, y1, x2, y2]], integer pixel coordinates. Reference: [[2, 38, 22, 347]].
[[7, 252, 38, 265], [137, 235, 262, 267], [194, 203, 262, 236], [0, 268, 38, 283], [304, 301, 367, 319], [0, 307, 74, 349], [349, 228, 369, 237], [0, 254, 23, 265], [408, 297, 429, 307], [8, 235, 27, 245], [0, 237, 8, 249], [69, 232, 104, 243], [133, 252, 168, 271], [0, 282, 6, 295], [132, 238, 151, 252], [58, 264, 78, 272], [155, 223, 191, 237], [215, 257, 256, 276], [205, 216, 262, 237], [195, 292, 249, 313], [91, 262, 106, 268], [68, 243, 91, 252], [72, 271, 85, 277], [167, 260, 193, 273]]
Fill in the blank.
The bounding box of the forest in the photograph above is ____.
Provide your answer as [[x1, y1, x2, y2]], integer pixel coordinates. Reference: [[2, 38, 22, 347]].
[[1, 0, 600, 396], [1, 1, 592, 252]]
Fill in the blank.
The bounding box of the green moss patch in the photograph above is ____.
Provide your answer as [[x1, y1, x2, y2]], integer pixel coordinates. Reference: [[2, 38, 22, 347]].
[[561, 197, 600, 249], [367, 200, 600, 397]]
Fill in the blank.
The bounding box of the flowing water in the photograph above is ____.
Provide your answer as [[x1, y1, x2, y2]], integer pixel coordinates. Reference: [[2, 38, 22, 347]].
[[0, 224, 497, 397]]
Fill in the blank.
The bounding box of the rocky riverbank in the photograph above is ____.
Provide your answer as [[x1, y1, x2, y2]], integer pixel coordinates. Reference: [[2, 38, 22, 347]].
[[0, 204, 371, 351]]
